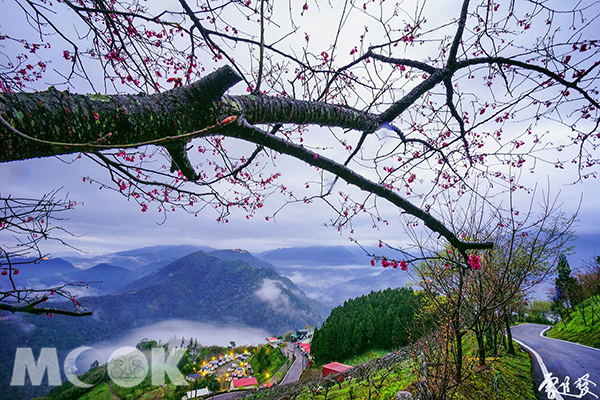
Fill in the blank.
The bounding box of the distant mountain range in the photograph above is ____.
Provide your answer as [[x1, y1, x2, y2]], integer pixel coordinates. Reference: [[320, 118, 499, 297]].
[[2, 244, 413, 307], [13, 236, 593, 308], [0, 249, 329, 399], [259, 245, 362, 266], [207, 249, 276, 271], [68, 263, 140, 293], [2, 245, 212, 295], [321, 268, 412, 306], [63, 244, 213, 273], [255, 245, 412, 306], [22, 250, 328, 336], [88, 251, 327, 332], [0, 257, 78, 293], [0, 257, 79, 290]]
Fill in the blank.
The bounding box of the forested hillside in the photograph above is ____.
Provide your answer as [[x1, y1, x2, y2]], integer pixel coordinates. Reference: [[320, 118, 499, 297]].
[[0, 251, 327, 399], [311, 288, 432, 364]]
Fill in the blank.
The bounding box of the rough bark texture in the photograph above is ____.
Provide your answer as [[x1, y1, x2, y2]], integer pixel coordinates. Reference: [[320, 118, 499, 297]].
[[0, 66, 242, 162], [220, 94, 381, 132], [0, 65, 380, 163], [475, 328, 486, 366]]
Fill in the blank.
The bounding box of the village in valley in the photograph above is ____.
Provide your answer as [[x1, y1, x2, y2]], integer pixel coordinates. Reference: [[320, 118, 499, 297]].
[[184, 350, 253, 391], [180, 328, 339, 399]]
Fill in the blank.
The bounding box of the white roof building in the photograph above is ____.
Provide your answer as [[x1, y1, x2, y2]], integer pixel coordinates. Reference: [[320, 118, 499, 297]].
[[182, 387, 211, 400]]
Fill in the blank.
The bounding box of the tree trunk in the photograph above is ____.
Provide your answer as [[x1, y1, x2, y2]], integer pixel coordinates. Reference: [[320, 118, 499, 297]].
[[505, 312, 515, 355], [454, 326, 463, 381], [492, 326, 499, 357], [579, 304, 588, 327], [475, 327, 486, 367]]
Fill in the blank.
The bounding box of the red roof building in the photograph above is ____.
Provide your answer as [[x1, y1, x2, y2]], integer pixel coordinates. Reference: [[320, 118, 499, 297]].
[[231, 377, 258, 389], [299, 342, 311, 354], [322, 361, 352, 377]]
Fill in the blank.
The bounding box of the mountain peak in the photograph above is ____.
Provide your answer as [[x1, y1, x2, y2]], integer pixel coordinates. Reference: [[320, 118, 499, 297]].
[[207, 249, 276, 271], [90, 249, 327, 334]]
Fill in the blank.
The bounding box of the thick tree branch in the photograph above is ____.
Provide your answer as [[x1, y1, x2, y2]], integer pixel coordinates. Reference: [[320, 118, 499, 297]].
[[367, 51, 438, 75], [222, 119, 493, 252], [166, 141, 198, 180], [0, 300, 92, 316], [0, 65, 242, 162], [219, 94, 381, 132], [0, 66, 382, 165], [378, 68, 451, 124]]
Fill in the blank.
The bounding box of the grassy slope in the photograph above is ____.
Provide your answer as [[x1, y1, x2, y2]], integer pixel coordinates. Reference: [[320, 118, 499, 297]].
[[547, 296, 600, 349], [343, 349, 390, 366], [76, 382, 113, 400], [249, 345, 289, 384], [277, 343, 536, 400], [296, 359, 414, 400], [453, 347, 536, 400]]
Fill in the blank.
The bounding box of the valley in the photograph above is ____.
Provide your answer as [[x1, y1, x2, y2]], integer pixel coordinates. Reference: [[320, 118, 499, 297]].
[[0, 244, 412, 399]]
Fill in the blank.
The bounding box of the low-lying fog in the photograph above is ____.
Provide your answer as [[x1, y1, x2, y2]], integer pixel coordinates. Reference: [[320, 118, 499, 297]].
[[276, 263, 409, 306], [72, 319, 270, 373]]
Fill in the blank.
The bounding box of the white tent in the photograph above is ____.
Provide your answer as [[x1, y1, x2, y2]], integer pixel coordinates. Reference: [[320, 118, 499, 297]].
[[182, 387, 211, 400]]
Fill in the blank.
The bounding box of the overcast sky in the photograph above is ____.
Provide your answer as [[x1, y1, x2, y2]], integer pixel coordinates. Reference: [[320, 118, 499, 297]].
[[1, 0, 599, 268], [0, 154, 410, 255], [1, 122, 597, 267]]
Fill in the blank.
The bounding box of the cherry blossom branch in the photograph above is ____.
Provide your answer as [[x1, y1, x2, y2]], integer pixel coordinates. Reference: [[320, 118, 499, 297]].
[[221, 118, 493, 253], [443, 77, 472, 164], [1, 193, 92, 316], [456, 57, 600, 109], [0, 291, 92, 317]]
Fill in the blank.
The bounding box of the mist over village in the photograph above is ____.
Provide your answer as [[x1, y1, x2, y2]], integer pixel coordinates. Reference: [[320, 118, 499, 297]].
[[1, 0, 600, 399]]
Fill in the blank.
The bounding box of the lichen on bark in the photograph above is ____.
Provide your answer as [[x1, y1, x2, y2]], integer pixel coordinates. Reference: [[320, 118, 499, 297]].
[[0, 65, 380, 163]]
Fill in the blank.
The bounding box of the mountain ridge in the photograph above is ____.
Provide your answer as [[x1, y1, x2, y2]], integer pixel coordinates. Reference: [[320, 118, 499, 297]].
[[259, 245, 362, 266], [67, 263, 140, 294]]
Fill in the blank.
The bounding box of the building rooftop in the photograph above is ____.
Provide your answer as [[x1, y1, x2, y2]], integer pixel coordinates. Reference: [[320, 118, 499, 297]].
[[322, 361, 352, 375], [232, 377, 258, 388]]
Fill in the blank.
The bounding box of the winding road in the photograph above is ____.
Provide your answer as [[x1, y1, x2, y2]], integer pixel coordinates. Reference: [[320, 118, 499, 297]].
[[512, 323, 600, 400], [207, 343, 307, 400], [279, 344, 306, 385]]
